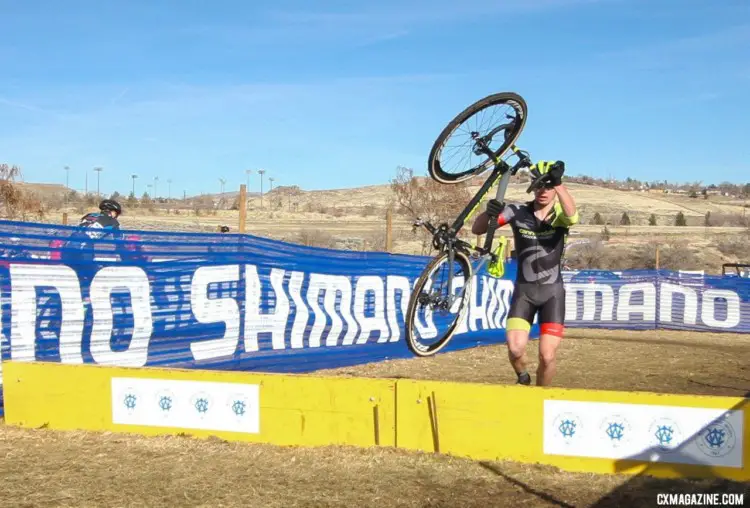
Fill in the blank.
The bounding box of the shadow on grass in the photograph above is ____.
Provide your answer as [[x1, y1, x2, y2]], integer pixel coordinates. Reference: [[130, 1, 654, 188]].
[[478, 461, 576, 508]]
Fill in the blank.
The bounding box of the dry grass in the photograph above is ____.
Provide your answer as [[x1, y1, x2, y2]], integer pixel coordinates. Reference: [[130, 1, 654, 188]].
[[0, 424, 746, 508], [318, 329, 750, 397], [1, 329, 749, 507]]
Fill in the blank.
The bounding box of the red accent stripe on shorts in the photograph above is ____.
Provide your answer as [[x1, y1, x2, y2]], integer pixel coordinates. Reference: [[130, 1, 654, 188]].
[[540, 323, 565, 337]]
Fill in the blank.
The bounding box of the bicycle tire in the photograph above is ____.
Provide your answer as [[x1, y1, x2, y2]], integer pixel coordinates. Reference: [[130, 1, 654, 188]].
[[428, 92, 528, 185], [404, 249, 473, 357]]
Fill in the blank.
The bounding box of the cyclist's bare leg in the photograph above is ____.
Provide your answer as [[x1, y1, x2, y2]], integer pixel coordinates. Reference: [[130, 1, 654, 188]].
[[506, 328, 530, 378], [537, 324, 564, 386]]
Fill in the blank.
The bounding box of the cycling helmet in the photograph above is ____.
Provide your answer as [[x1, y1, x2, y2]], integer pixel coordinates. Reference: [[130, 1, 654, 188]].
[[99, 199, 122, 215], [219, 225, 230, 233]]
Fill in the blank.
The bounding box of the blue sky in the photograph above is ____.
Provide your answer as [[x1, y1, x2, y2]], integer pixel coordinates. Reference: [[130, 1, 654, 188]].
[[0, 0, 748, 197]]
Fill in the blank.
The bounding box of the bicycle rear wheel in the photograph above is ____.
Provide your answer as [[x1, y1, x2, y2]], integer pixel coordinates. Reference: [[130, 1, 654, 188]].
[[428, 92, 527, 184], [404, 249, 473, 357]]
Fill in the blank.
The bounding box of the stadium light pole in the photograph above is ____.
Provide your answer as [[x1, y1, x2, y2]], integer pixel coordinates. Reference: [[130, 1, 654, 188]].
[[131, 174, 138, 197], [167, 178, 172, 200], [94, 167, 103, 197], [258, 169, 265, 209]]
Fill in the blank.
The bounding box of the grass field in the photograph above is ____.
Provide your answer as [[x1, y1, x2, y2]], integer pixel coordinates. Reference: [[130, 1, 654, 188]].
[[1, 328, 748, 507]]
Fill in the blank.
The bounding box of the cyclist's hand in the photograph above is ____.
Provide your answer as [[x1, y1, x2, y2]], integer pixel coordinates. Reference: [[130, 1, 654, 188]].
[[548, 161, 565, 187], [530, 160, 565, 187], [486, 199, 504, 217]]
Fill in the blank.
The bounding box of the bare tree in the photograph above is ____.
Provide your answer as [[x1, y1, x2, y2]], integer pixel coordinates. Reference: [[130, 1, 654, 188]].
[[0, 164, 44, 219], [390, 166, 473, 254], [390, 166, 471, 225]]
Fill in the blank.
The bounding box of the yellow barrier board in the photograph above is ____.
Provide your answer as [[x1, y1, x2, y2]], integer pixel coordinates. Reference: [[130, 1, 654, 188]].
[[396, 379, 749, 481], [3, 360, 747, 481], [2, 361, 396, 448]]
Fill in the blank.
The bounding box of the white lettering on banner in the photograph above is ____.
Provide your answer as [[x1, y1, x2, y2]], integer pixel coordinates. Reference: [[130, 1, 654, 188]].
[[701, 290, 741, 329], [484, 278, 498, 329], [4, 261, 748, 388], [189, 265, 240, 360], [453, 276, 469, 335], [90, 267, 153, 367], [659, 283, 698, 325], [244, 266, 289, 351], [288, 271, 308, 349], [493, 279, 514, 328], [456, 276, 515, 334], [353, 276, 390, 344], [386, 275, 410, 343], [565, 283, 615, 321], [566, 281, 743, 329], [10, 264, 85, 363], [616, 282, 656, 322], [326, 275, 358, 346], [469, 276, 492, 332], [306, 274, 359, 347]]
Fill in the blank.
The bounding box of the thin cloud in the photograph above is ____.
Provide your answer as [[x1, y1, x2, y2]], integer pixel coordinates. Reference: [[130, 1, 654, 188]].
[[597, 23, 750, 70], [0, 96, 49, 114], [266, 0, 616, 26], [182, 0, 616, 48], [110, 87, 130, 106], [354, 30, 410, 47]]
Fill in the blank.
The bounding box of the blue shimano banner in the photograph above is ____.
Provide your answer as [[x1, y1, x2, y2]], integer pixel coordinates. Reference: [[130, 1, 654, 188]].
[[563, 269, 750, 332], [0, 219, 524, 415], [1, 219, 749, 415]]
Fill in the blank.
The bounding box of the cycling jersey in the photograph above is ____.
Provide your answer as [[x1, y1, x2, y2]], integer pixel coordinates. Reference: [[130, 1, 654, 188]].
[[497, 201, 578, 285], [61, 212, 123, 284], [76, 212, 121, 237], [496, 200, 578, 335]]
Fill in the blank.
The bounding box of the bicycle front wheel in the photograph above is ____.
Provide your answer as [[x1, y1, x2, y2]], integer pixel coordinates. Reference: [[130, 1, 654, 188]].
[[404, 249, 473, 357], [428, 92, 527, 184]]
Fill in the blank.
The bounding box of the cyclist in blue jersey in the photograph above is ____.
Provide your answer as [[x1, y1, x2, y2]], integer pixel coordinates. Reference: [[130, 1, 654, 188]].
[[77, 199, 123, 233], [62, 199, 125, 285]]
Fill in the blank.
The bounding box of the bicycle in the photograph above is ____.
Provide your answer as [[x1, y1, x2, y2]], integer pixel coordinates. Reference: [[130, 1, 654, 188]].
[[404, 92, 554, 357]]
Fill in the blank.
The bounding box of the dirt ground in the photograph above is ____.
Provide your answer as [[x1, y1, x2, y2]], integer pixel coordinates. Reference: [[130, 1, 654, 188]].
[[317, 328, 750, 397], [1, 329, 749, 508]]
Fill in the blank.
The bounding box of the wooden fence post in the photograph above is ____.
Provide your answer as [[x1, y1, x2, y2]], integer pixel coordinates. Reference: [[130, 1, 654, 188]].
[[238, 184, 247, 233], [62, 212, 68, 225], [385, 208, 393, 252]]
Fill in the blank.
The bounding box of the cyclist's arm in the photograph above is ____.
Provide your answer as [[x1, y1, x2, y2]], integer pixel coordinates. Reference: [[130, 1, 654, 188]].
[[471, 205, 516, 235], [552, 185, 579, 226]]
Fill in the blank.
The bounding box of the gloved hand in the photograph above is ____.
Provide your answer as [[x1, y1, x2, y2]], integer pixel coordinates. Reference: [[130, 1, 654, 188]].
[[548, 161, 565, 187], [486, 199, 504, 217], [529, 160, 565, 188]]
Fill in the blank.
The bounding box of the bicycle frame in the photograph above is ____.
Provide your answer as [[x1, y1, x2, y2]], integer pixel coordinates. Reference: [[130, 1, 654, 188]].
[[413, 141, 531, 308]]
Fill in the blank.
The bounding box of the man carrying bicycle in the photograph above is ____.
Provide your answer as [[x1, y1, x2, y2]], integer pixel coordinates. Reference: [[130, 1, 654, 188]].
[[472, 161, 578, 386]]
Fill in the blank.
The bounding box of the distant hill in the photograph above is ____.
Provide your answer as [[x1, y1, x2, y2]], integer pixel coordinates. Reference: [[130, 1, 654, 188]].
[[9, 173, 750, 228]]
